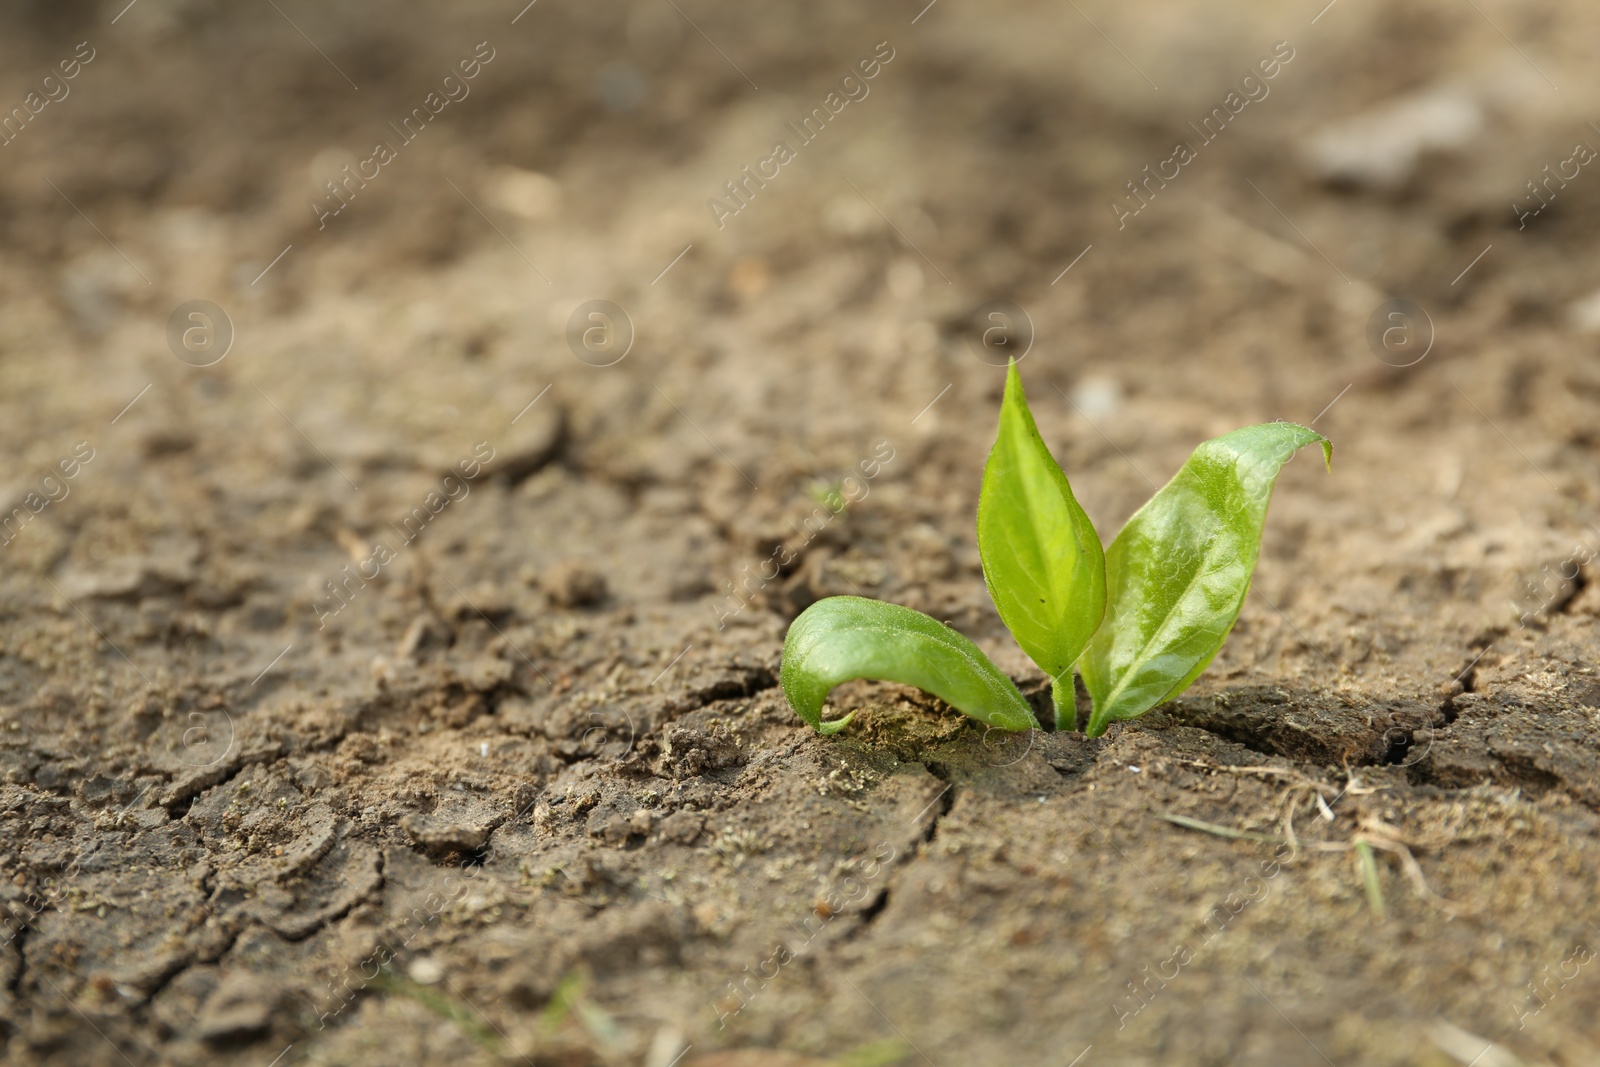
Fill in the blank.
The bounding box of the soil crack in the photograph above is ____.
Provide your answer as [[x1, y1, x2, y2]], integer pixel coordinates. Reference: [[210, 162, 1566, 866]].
[[666, 664, 778, 715], [917, 763, 956, 846], [855, 886, 891, 927], [840, 765, 950, 942]]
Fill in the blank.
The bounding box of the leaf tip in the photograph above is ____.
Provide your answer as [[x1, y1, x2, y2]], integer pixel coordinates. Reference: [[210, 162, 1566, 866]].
[[1003, 355, 1023, 396], [816, 712, 856, 736]]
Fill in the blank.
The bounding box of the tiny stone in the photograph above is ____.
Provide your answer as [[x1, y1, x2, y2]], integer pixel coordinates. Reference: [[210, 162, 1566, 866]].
[[408, 957, 444, 985]]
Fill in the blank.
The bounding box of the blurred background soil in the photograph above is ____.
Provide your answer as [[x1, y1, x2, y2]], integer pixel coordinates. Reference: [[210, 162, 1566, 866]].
[[2, 0, 1600, 1064]]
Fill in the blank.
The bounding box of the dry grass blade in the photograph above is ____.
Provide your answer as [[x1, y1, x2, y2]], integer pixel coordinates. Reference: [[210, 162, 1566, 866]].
[[1156, 812, 1286, 843], [1355, 839, 1386, 919]]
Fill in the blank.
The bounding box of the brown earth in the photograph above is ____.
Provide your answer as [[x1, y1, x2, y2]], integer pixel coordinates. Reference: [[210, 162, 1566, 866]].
[[2, 0, 1600, 1064]]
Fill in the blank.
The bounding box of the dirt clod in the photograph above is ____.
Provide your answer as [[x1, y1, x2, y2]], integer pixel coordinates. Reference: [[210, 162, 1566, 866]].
[[542, 559, 609, 608], [198, 971, 281, 1042]]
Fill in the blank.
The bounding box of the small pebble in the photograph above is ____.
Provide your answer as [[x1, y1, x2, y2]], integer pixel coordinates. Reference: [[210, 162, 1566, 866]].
[[408, 957, 444, 985]]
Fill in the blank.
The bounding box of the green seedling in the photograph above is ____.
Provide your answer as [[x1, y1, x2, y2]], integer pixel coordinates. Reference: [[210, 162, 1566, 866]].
[[781, 361, 1330, 737], [370, 970, 501, 1053]]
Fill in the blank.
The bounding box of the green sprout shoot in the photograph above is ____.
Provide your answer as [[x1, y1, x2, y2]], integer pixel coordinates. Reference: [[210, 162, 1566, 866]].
[[781, 361, 1331, 738]]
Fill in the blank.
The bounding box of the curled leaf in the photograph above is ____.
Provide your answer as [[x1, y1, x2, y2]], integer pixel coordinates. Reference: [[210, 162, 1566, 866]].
[[1080, 422, 1331, 736], [977, 361, 1106, 729], [781, 596, 1036, 734]]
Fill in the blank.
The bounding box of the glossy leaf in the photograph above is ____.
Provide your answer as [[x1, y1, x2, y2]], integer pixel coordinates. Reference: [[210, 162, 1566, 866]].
[[1080, 423, 1331, 736], [977, 361, 1106, 729], [781, 596, 1036, 734]]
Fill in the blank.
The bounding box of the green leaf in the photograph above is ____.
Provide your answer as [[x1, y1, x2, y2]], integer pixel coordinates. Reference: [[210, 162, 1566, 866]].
[[781, 596, 1036, 734], [1080, 422, 1331, 736], [977, 361, 1106, 729]]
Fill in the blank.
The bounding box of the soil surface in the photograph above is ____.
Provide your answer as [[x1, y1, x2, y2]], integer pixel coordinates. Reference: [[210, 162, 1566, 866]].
[[3, 1, 1600, 1065]]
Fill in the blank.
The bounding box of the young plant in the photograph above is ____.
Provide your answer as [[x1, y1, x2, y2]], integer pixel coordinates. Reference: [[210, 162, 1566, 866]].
[[780, 362, 1330, 738]]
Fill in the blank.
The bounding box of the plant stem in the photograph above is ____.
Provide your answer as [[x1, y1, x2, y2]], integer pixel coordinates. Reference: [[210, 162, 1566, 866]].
[[1052, 674, 1077, 731]]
